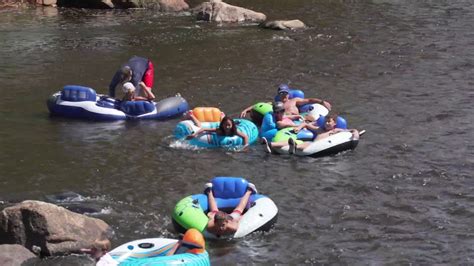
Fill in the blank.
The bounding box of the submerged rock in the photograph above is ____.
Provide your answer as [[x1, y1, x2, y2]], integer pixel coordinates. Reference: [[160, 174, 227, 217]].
[[0, 244, 37, 266], [0, 200, 111, 256], [260, 20, 306, 30], [194, 0, 266, 23]]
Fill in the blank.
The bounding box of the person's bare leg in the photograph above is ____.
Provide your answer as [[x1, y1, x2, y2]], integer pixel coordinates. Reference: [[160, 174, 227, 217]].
[[207, 190, 219, 213], [268, 141, 288, 149], [234, 190, 252, 213]]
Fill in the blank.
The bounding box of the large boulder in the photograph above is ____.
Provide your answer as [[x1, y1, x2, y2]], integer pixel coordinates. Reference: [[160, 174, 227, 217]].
[[30, 0, 57, 6], [194, 0, 266, 23], [158, 0, 188, 11], [260, 19, 306, 30], [0, 244, 36, 266], [0, 200, 111, 256]]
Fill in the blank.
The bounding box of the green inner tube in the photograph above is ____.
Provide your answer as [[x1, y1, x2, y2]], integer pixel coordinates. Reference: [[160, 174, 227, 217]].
[[172, 197, 208, 232], [252, 102, 273, 116], [272, 128, 304, 144]]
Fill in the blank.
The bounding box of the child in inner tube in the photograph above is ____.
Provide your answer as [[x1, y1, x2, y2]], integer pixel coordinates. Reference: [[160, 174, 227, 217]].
[[186, 115, 250, 149], [263, 114, 359, 154], [205, 182, 257, 237], [122, 81, 155, 102]]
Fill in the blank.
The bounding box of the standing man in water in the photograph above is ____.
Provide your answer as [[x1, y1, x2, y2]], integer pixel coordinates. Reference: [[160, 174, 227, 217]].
[[109, 56, 155, 100]]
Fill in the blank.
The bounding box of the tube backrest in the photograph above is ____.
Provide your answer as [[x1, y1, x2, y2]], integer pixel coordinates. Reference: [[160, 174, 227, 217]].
[[192, 107, 224, 122], [121, 101, 155, 116], [211, 177, 248, 199], [61, 85, 97, 102]]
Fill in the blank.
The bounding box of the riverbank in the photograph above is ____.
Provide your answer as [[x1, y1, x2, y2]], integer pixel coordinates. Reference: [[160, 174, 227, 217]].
[[0, 0, 189, 10]]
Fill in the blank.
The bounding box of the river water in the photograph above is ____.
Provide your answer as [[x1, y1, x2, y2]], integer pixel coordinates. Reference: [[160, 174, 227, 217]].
[[0, 1, 473, 264]]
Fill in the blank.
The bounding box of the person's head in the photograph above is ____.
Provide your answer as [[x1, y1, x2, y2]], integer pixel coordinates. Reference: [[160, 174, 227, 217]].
[[122, 82, 135, 100], [324, 114, 338, 131], [304, 114, 316, 124], [273, 101, 285, 120], [181, 228, 205, 254], [218, 116, 237, 136], [214, 211, 235, 234], [277, 84, 290, 101], [120, 66, 132, 83]]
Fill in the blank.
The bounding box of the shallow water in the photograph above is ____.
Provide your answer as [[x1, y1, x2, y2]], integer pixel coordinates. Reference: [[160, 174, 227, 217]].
[[0, 1, 473, 264]]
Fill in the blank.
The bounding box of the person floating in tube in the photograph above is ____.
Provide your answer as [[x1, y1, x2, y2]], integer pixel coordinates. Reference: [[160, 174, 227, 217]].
[[109, 56, 155, 101], [240, 84, 332, 118], [205, 182, 257, 236], [263, 114, 360, 154], [186, 115, 250, 150]]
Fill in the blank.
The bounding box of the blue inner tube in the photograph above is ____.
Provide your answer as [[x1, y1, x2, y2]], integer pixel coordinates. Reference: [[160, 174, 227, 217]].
[[174, 119, 259, 148], [48, 85, 189, 121]]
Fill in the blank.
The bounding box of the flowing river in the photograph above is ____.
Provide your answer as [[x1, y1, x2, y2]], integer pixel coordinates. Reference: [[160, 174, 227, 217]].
[[0, 0, 473, 264]]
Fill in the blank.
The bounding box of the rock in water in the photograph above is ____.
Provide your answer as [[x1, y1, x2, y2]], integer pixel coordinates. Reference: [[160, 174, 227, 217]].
[[194, 0, 266, 23], [0, 244, 36, 266], [0, 200, 111, 256], [260, 20, 306, 30]]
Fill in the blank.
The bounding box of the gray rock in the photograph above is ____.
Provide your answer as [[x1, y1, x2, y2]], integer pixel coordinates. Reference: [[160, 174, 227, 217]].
[[260, 19, 306, 30], [0, 244, 36, 266], [0, 200, 111, 256], [194, 0, 266, 23], [158, 0, 189, 12], [34, 0, 57, 6]]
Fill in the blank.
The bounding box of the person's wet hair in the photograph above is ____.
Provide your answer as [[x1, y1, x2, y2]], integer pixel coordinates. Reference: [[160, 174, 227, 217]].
[[325, 114, 338, 123], [214, 211, 232, 222], [120, 66, 132, 82], [218, 116, 237, 136]]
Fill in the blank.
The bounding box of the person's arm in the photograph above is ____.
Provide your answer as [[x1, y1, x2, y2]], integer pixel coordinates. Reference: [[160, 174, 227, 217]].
[[283, 114, 303, 121], [139, 82, 155, 101], [295, 98, 332, 111], [349, 129, 359, 139], [188, 113, 202, 128], [236, 129, 249, 146], [305, 123, 319, 131], [276, 119, 297, 129], [109, 70, 122, 98], [186, 128, 217, 139], [240, 105, 254, 118], [165, 242, 181, 256], [293, 122, 307, 133], [131, 96, 149, 101]]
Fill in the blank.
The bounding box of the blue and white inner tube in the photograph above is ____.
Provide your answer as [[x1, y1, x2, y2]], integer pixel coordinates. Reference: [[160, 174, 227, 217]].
[[272, 116, 360, 157], [105, 237, 210, 265], [274, 130, 360, 157], [47, 85, 189, 121], [172, 177, 278, 239]]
